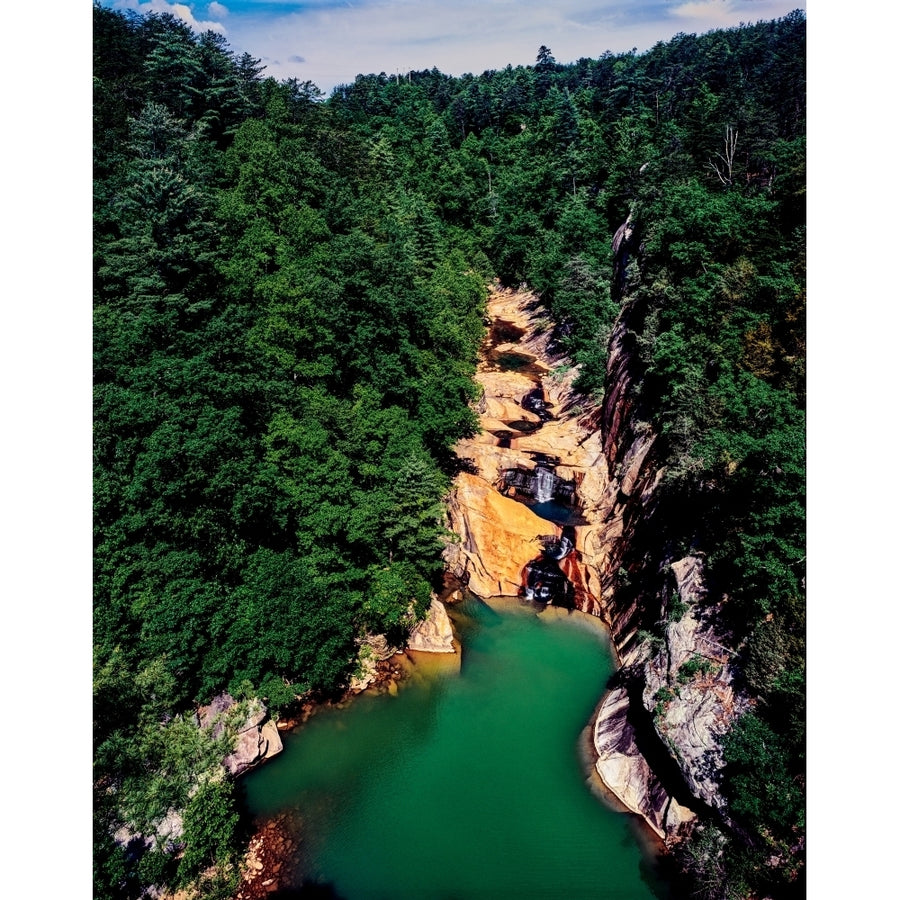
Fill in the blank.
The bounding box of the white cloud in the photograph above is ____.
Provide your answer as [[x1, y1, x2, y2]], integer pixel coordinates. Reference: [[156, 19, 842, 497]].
[[670, 0, 800, 26], [111, 0, 228, 35], [208, 2, 229, 17], [670, 1, 740, 22], [197, 0, 806, 94]]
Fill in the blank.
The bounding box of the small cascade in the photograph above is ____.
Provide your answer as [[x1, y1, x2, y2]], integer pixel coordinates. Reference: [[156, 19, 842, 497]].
[[533, 466, 556, 503], [522, 534, 576, 608], [522, 387, 554, 421], [542, 532, 573, 561], [499, 460, 578, 522], [523, 558, 572, 606]]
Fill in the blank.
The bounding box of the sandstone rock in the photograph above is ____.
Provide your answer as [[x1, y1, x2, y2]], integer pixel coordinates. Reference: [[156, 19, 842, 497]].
[[451, 438, 527, 487], [593, 686, 672, 839], [349, 654, 378, 693], [593, 687, 696, 842], [260, 720, 283, 759], [407, 597, 456, 653], [511, 418, 597, 466], [349, 632, 402, 692], [477, 370, 541, 408], [445, 471, 554, 598]]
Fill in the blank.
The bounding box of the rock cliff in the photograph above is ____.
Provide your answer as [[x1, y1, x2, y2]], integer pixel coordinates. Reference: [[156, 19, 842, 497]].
[[407, 596, 457, 653], [586, 221, 748, 841]]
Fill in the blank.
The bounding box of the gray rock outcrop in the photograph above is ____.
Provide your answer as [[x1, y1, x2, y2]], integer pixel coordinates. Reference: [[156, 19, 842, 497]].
[[593, 687, 694, 838], [640, 556, 748, 813], [350, 632, 402, 692], [198, 693, 283, 777], [407, 597, 456, 653]]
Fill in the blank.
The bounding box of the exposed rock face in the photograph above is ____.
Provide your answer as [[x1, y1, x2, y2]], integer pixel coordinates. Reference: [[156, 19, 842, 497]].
[[445, 470, 554, 598], [585, 221, 748, 843], [445, 286, 608, 615], [407, 597, 456, 653], [592, 556, 747, 837], [198, 693, 283, 777], [114, 695, 283, 856], [592, 687, 695, 838], [640, 557, 748, 813]]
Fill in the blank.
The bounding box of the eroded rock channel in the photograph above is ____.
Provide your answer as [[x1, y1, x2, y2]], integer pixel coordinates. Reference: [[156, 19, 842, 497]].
[[444, 284, 607, 615]]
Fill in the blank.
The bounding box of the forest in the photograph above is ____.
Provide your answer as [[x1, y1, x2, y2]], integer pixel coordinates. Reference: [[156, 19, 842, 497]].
[[93, 4, 805, 898]]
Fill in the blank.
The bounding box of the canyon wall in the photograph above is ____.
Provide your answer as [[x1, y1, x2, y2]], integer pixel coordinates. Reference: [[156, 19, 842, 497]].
[[588, 221, 749, 839]]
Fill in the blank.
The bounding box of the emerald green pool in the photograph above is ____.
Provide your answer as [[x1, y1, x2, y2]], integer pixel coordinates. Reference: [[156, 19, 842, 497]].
[[241, 596, 668, 899]]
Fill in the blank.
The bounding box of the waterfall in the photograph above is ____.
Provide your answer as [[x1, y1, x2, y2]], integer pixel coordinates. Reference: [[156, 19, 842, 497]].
[[534, 466, 556, 503], [546, 534, 573, 560]]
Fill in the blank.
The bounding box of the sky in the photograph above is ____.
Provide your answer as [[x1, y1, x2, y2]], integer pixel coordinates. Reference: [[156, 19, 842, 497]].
[[100, 0, 807, 95]]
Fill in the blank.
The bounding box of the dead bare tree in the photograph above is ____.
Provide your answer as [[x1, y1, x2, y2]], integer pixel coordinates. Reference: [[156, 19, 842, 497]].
[[706, 125, 739, 186]]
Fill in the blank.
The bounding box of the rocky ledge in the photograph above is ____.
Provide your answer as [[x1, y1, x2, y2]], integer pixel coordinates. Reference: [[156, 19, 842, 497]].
[[198, 693, 283, 777], [407, 596, 457, 653], [444, 285, 607, 614]]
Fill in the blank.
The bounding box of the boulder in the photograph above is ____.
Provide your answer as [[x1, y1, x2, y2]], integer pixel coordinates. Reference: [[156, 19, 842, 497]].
[[407, 597, 456, 653], [198, 693, 282, 777], [260, 720, 283, 758], [593, 686, 694, 839]]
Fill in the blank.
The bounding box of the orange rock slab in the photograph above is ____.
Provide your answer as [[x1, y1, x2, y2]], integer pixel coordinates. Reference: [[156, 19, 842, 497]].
[[445, 471, 554, 598]]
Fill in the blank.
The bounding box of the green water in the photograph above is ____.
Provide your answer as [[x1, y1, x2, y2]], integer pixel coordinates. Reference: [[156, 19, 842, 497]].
[[242, 596, 667, 899]]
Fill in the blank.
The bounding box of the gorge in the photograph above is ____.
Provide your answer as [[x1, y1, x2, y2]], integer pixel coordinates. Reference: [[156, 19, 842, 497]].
[[93, 9, 805, 897], [238, 274, 745, 897]]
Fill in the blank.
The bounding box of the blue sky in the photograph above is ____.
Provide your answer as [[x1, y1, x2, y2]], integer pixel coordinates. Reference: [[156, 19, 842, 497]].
[[100, 0, 807, 95]]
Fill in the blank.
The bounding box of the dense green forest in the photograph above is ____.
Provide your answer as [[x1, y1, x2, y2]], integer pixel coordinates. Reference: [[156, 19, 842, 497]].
[[93, 5, 805, 898]]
